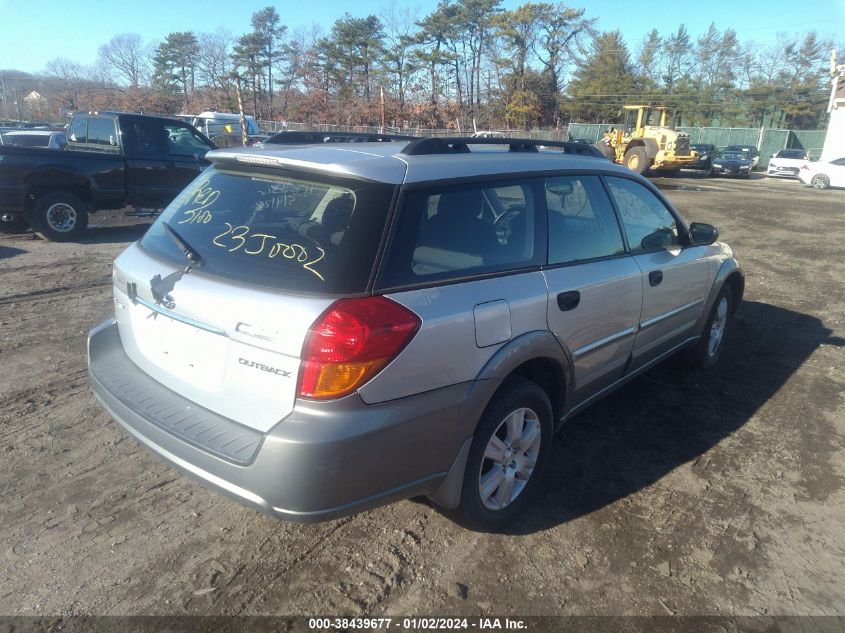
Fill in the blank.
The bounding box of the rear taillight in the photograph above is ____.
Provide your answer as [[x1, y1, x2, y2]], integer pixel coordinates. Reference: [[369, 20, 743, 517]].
[[298, 296, 421, 400]]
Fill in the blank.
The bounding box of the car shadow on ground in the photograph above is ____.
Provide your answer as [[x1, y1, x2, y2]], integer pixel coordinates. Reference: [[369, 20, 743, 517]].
[[501, 300, 844, 536], [0, 245, 27, 261]]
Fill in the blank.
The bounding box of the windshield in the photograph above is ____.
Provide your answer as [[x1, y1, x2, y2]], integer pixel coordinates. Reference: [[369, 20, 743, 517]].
[[720, 152, 747, 160], [140, 166, 395, 294], [778, 150, 806, 159]]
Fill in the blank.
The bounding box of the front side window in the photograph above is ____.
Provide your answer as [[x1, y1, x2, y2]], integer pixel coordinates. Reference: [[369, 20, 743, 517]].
[[140, 166, 395, 293], [165, 125, 212, 157], [605, 177, 680, 253], [546, 175, 625, 264], [380, 179, 539, 287], [123, 119, 165, 157]]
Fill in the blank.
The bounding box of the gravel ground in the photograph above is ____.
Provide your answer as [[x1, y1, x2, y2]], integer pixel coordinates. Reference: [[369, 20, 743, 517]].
[[0, 173, 843, 618]]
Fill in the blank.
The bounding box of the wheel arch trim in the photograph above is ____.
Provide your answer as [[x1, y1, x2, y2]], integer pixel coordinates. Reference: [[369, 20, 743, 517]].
[[695, 257, 744, 335], [428, 330, 573, 509]]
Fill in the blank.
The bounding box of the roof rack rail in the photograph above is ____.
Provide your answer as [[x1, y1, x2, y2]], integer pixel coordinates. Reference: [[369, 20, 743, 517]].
[[264, 130, 421, 145], [400, 136, 605, 158]]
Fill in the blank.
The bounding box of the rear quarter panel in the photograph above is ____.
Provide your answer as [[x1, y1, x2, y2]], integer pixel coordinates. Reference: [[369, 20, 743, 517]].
[[359, 272, 550, 404]]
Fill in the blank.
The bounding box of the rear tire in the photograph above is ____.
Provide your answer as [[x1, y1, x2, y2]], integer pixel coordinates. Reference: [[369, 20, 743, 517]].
[[0, 215, 30, 234], [623, 146, 650, 174], [455, 377, 553, 532], [811, 174, 830, 190], [29, 193, 88, 241], [687, 286, 732, 369]]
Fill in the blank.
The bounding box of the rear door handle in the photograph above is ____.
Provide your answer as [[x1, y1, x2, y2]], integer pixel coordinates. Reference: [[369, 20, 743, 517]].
[[556, 291, 581, 311], [649, 270, 663, 286]]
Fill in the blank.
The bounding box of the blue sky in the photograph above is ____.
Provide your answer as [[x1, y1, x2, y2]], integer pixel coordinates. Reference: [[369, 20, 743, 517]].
[[1, 0, 844, 73]]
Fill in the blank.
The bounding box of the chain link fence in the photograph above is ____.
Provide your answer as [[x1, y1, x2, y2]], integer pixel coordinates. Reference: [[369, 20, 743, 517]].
[[254, 119, 825, 168], [257, 120, 571, 141]]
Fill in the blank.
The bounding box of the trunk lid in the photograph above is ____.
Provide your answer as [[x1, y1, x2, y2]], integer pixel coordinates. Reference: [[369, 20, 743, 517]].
[[110, 164, 397, 432], [113, 242, 332, 432]]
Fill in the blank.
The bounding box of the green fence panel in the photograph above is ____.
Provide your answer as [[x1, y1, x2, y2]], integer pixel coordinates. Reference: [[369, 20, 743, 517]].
[[726, 128, 760, 148], [696, 128, 732, 148], [790, 130, 827, 160], [758, 130, 789, 168], [567, 123, 612, 142]]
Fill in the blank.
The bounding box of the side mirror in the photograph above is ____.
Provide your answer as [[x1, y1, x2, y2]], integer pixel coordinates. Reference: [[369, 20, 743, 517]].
[[689, 222, 719, 246], [640, 227, 675, 251]]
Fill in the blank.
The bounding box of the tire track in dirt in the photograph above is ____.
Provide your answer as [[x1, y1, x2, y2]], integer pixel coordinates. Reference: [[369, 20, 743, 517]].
[[0, 279, 111, 305]]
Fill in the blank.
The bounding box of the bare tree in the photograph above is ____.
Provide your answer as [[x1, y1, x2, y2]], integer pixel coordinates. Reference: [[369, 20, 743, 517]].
[[197, 29, 235, 108], [98, 33, 148, 89], [45, 57, 88, 110]]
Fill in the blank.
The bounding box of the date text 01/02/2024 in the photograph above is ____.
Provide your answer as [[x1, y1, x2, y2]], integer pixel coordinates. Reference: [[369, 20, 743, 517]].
[[307, 617, 529, 630]]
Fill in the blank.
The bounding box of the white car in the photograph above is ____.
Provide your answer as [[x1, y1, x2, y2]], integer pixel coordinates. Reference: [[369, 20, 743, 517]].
[[471, 131, 506, 138], [767, 148, 808, 178], [799, 157, 845, 190]]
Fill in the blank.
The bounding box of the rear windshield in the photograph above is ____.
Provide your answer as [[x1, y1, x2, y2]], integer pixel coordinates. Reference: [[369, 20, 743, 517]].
[[140, 166, 395, 294]]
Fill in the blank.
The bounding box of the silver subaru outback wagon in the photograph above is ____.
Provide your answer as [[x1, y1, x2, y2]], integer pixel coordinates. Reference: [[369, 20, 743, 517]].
[[88, 137, 743, 531]]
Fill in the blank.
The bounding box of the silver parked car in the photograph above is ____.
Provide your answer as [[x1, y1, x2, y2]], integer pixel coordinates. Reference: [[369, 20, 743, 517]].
[[88, 137, 743, 530]]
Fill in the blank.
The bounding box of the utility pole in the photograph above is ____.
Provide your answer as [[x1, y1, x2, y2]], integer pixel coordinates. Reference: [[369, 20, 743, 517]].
[[235, 75, 248, 147], [0, 72, 6, 120], [827, 49, 844, 114], [379, 86, 385, 134]]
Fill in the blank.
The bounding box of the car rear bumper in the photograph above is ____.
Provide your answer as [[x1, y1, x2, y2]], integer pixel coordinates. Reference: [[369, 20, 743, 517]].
[[88, 319, 471, 522]]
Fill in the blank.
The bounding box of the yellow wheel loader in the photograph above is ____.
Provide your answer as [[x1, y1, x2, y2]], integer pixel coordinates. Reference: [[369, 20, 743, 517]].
[[594, 105, 698, 176]]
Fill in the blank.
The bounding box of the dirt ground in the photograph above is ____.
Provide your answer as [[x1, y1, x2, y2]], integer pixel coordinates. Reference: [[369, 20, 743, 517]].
[[0, 172, 843, 619]]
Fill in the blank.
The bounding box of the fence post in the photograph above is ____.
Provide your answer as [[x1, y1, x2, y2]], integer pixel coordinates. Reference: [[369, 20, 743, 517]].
[[756, 126, 764, 150]]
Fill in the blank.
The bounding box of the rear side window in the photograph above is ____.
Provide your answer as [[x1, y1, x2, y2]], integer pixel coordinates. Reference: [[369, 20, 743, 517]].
[[68, 117, 88, 143], [140, 167, 395, 294], [546, 175, 625, 265], [380, 179, 540, 288], [89, 118, 117, 147], [606, 177, 680, 253]]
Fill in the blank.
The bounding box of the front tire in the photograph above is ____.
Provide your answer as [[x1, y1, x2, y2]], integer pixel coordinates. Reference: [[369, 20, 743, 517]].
[[623, 146, 650, 174], [811, 174, 830, 190], [456, 377, 554, 531], [687, 287, 732, 369], [29, 193, 88, 241]]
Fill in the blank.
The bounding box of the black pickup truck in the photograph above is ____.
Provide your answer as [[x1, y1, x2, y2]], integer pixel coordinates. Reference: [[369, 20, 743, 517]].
[[0, 111, 214, 240]]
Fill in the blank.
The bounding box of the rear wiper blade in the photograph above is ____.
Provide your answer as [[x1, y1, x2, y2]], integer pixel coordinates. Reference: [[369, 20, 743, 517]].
[[163, 221, 203, 267]]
